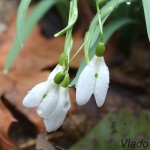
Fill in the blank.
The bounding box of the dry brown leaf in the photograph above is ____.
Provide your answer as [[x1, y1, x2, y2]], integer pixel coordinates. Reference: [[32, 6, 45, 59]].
[[36, 133, 55, 150], [0, 71, 14, 96], [0, 11, 83, 71], [3, 70, 50, 132], [0, 100, 20, 150]]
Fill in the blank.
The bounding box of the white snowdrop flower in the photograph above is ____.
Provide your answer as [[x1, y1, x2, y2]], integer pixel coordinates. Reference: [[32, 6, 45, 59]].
[[23, 81, 50, 107], [44, 87, 71, 132], [37, 84, 59, 118], [41, 74, 70, 132], [23, 64, 64, 108], [43, 74, 71, 132], [76, 55, 109, 107], [23, 65, 71, 132]]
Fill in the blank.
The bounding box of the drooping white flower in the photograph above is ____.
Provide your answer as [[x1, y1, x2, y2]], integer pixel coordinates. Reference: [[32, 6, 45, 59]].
[[23, 64, 64, 108], [22, 81, 50, 107], [76, 55, 109, 107], [44, 87, 70, 132], [22, 64, 71, 132], [37, 84, 59, 118]]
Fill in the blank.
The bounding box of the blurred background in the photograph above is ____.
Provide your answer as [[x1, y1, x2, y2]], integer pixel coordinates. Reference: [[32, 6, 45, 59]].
[[0, 0, 150, 149]]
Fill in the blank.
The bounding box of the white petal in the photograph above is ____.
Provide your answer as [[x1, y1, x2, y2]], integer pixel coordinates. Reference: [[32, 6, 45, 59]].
[[94, 57, 109, 107], [93, 55, 101, 71], [76, 60, 96, 105], [23, 81, 49, 107], [66, 90, 71, 111], [91, 55, 101, 65], [44, 87, 70, 132], [47, 65, 64, 81], [37, 85, 59, 118]]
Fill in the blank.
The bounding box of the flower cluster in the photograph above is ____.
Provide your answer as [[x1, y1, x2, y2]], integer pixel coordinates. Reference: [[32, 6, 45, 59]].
[[23, 65, 71, 132], [22, 0, 110, 132], [0, 0, 121, 135], [23, 52, 109, 132]]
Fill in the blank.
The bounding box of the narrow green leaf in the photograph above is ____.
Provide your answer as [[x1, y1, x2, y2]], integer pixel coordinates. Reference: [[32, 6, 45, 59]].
[[84, 22, 97, 63], [89, 0, 127, 32], [69, 18, 136, 87], [54, 0, 78, 37], [4, 0, 66, 73], [103, 18, 136, 43], [17, 0, 32, 46], [142, 0, 150, 41], [97, 0, 110, 7], [55, 3, 69, 25], [84, 30, 95, 63]]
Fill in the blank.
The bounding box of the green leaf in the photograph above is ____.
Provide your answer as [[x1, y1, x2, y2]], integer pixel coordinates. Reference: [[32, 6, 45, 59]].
[[142, 0, 150, 41], [4, 0, 66, 73], [104, 18, 136, 43], [17, 0, 31, 46], [88, 0, 127, 32], [54, 0, 78, 37], [69, 18, 136, 87], [70, 110, 150, 150], [84, 30, 95, 63], [55, 2, 69, 25]]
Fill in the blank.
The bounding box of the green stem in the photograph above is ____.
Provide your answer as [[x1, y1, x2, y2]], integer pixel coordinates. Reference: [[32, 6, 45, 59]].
[[96, 1, 103, 42], [62, 0, 77, 67], [63, 29, 73, 63], [69, 43, 84, 65]]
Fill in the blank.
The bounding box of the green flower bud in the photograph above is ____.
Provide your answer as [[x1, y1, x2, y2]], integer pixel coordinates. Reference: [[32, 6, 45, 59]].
[[61, 74, 70, 88], [96, 42, 105, 57], [54, 71, 65, 84]]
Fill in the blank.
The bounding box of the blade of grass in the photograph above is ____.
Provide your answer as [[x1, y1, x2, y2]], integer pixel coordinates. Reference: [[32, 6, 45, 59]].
[[4, 0, 66, 73], [17, 0, 32, 46]]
